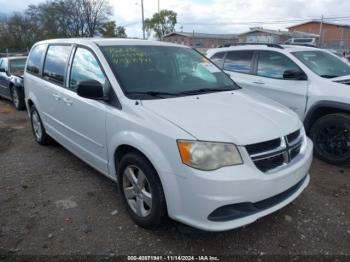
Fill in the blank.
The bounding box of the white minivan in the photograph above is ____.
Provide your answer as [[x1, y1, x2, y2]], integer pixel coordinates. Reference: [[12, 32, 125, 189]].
[[25, 39, 313, 231]]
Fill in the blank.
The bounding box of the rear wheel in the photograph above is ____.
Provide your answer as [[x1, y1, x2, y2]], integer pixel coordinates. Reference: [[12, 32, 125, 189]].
[[118, 152, 167, 229], [30, 105, 51, 145], [11, 86, 25, 110], [310, 113, 350, 166]]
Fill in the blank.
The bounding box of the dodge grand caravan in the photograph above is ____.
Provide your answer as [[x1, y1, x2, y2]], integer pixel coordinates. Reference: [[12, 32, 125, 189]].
[[24, 39, 313, 231]]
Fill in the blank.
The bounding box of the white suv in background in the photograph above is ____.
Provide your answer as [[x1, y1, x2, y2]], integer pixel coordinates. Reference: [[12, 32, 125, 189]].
[[25, 39, 312, 231], [207, 44, 350, 166]]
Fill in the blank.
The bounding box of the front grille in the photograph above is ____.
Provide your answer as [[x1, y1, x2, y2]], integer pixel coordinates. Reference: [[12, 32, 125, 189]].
[[246, 138, 281, 155], [287, 130, 300, 143], [254, 154, 285, 173], [246, 129, 303, 173]]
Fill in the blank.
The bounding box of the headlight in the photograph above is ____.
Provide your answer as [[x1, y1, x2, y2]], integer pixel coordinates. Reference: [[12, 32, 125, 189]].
[[177, 140, 243, 171]]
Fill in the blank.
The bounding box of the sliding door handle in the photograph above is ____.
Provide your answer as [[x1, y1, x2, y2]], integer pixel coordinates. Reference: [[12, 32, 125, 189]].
[[52, 93, 61, 101], [63, 97, 73, 106]]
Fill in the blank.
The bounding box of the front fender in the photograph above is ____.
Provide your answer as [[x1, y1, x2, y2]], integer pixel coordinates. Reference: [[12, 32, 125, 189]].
[[108, 130, 190, 218], [108, 130, 175, 180]]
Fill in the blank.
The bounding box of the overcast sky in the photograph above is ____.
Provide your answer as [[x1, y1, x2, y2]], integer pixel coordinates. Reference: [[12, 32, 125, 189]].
[[2, 0, 350, 37]]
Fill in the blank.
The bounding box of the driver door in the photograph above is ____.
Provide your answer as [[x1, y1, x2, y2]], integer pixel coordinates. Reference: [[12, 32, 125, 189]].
[[248, 51, 308, 119]]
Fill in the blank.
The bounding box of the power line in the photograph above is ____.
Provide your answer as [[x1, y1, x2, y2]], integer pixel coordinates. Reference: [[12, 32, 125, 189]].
[[177, 16, 350, 26], [121, 15, 350, 28]]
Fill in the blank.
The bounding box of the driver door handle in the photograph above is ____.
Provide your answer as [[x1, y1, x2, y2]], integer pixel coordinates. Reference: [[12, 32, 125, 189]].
[[253, 81, 265, 85]]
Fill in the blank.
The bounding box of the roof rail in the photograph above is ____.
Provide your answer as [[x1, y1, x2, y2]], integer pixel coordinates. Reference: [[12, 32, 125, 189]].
[[224, 43, 284, 49], [282, 43, 316, 48]]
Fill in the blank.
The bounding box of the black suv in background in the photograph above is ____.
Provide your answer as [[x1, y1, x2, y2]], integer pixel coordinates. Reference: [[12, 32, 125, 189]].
[[0, 56, 27, 110]]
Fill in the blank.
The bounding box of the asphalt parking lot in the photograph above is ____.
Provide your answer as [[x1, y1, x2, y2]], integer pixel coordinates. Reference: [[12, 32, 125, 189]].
[[0, 98, 349, 258]]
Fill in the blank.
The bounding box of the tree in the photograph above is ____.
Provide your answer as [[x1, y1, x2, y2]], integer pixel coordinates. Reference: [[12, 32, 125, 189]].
[[79, 0, 112, 37], [0, 0, 122, 52], [0, 12, 36, 52], [99, 21, 127, 38], [144, 9, 177, 40]]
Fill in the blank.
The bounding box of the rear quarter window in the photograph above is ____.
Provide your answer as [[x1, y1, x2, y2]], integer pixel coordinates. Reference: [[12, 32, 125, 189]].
[[26, 44, 47, 75]]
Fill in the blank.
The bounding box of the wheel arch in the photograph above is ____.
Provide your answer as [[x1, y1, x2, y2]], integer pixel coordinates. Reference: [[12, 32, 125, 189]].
[[109, 132, 174, 181], [111, 138, 176, 213], [25, 92, 41, 117], [304, 101, 350, 133]]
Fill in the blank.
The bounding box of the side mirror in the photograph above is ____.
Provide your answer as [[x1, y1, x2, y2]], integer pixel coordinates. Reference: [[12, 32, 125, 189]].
[[283, 69, 307, 80], [77, 80, 107, 100], [0, 68, 6, 73]]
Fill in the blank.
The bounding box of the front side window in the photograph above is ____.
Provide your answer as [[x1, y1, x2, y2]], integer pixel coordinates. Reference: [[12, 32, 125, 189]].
[[210, 52, 225, 68], [26, 44, 46, 75], [293, 50, 350, 78], [223, 51, 253, 73], [257, 51, 301, 79], [101, 45, 237, 100], [69, 48, 106, 92], [9, 58, 26, 74], [293, 38, 313, 43], [43, 45, 71, 85]]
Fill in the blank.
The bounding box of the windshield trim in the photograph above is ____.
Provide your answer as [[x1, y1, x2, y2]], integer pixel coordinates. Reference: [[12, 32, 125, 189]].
[[99, 44, 240, 100]]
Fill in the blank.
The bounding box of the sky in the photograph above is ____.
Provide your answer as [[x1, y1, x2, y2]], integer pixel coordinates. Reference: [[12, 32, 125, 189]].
[[1, 0, 350, 38]]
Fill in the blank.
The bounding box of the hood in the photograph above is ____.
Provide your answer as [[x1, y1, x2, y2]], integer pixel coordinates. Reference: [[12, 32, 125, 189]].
[[141, 90, 301, 145]]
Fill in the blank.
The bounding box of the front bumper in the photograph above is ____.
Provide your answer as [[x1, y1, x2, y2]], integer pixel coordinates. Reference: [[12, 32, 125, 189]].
[[165, 138, 313, 232]]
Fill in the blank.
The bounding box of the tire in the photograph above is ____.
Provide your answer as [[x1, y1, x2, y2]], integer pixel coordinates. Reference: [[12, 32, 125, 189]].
[[30, 105, 51, 145], [310, 113, 350, 166], [117, 151, 168, 229], [11, 86, 25, 110]]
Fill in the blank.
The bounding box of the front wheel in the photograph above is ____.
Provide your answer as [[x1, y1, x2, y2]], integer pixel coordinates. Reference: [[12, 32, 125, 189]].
[[310, 113, 350, 166], [118, 152, 168, 229]]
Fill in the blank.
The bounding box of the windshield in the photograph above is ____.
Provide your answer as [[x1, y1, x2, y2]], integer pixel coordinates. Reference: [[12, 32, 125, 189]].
[[293, 50, 350, 78], [101, 45, 238, 99], [9, 58, 26, 74]]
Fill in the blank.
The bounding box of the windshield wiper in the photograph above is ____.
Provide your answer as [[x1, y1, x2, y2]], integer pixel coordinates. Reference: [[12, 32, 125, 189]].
[[320, 74, 339, 79], [125, 91, 180, 98], [177, 87, 235, 95]]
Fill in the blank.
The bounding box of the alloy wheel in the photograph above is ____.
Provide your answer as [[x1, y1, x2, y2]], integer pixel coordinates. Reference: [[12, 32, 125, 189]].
[[316, 124, 350, 159], [122, 165, 153, 217]]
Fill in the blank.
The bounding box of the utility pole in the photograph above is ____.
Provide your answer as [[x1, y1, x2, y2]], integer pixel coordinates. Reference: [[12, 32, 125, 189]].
[[192, 30, 195, 48], [158, 0, 161, 41], [319, 14, 324, 48], [141, 0, 145, 40]]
